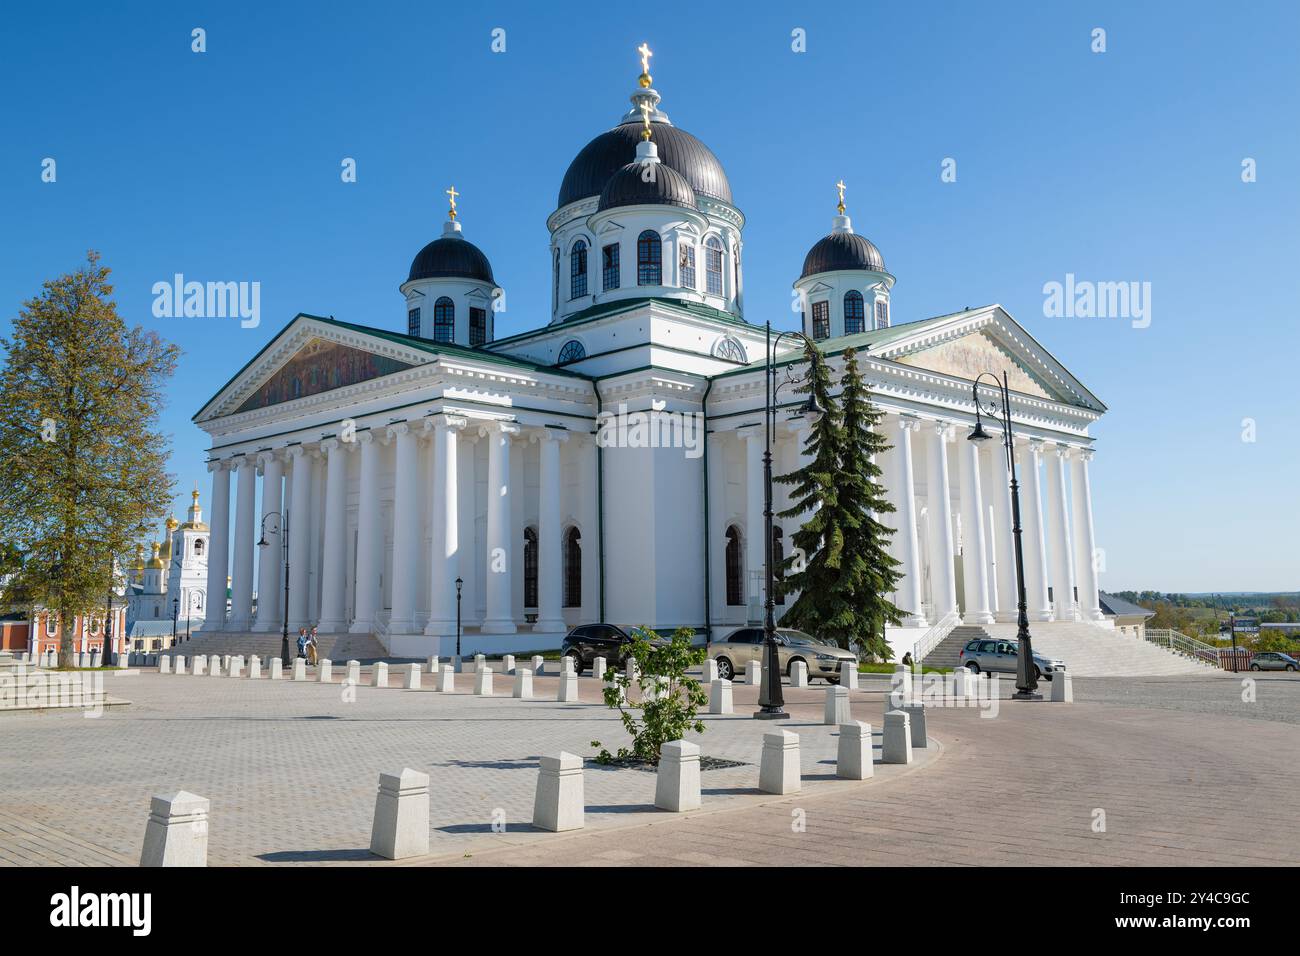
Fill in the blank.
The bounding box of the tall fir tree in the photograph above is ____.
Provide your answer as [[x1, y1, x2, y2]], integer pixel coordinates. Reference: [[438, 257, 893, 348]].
[[0, 252, 178, 667]]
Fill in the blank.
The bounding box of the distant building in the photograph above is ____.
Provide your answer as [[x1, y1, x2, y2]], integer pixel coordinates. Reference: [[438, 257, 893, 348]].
[[125, 487, 213, 638], [1099, 592, 1155, 641]]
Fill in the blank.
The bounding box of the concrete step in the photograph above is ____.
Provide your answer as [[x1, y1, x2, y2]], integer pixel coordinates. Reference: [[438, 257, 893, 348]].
[[979, 622, 1220, 677], [172, 632, 389, 663]]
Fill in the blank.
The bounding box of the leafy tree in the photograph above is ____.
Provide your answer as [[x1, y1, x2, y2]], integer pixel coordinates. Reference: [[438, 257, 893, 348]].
[[0, 252, 178, 667]]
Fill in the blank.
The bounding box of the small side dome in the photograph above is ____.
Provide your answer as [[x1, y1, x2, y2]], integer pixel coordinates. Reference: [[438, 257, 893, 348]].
[[800, 232, 886, 279], [408, 234, 495, 284], [598, 160, 697, 212]]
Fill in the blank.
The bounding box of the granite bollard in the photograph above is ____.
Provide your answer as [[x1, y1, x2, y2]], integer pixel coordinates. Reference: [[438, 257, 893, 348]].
[[513, 667, 533, 699], [405, 664, 420, 689], [1050, 672, 1074, 703], [953, 666, 972, 697], [759, 730, 801, 795], [702, 658, 718, 683], [532, 752, 584, 832], [140, 790, 210, 867], [159, 655, 172, 675], [902, 702, 927, 747], [474, 653, 486, 672], [318, 659, 333, 683], [369, 769, 429, 860], [372, 662, 388, 687], [531, 654, 544, 676], [592, 656, 606, 680], [837, 721, 874, 780], [790, 660, 808, 688], [655, 739, 702, 812], [745, 660, 761, 685], [249, 655, 262, 679], [174, 655, 187, 675], [192, 655, 207, 676], [503, 654, 516, 675], [437, 666, 455, 693], [708, 678, 733, 714], [292, 658, 306, 681], [882, 709, 913, 764], [346, 660, 360, 685], [557, 671, 580, 702], [474, 666, 493, 696], [562, 655, 576, 675], [208, 656, 222, 677], [227, 655, 243, 678], [426, 656, 440, 674], [840, 660, 859, 690], [824, 684, 851, 725], [269, 657, 282, 680]]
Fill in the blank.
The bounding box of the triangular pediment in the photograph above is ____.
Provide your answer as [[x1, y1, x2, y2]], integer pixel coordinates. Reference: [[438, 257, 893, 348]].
[[897, 329, 1055, 399], [234, 337, 416, 413]]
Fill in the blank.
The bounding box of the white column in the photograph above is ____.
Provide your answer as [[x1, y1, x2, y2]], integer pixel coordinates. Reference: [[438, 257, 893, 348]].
[[924, 422, 959, 621], [707, 433, 727, 624], [1015, 439, 1055, 621], [203, 459, 230, 631], [1070, 448, 1105, 621], [349, 433, 382, 632], [957, 435, 995, 624], [535, 429, 568, 634], [741, 426, 765, 609], [387, 423, 422, 634], [986, 439, 1019, 623], [1044, 444, 1078, 621], [228, 455, 257, 629], [287, 447, 313, 630], [482, 422, 518, 633], [253, 452, 283, 631], [425, 414, 465, 635], [318, 438, 349, 632], [888, 416, 926, 627]]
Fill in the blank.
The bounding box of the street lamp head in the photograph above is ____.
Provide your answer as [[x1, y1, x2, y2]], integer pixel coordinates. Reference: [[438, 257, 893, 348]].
[[455, 577, 463, 594], [967, 420, 993, 443], [256, 534, 268, 548], [792, 391, 824, 421]]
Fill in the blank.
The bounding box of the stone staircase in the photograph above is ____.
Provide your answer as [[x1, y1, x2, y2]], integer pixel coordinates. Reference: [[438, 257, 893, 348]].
[[172, 631, 389, 663], [921, 625, 991, 669]]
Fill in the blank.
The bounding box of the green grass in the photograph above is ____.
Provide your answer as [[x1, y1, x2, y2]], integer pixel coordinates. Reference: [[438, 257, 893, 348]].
[[857, 662, 952, 675]]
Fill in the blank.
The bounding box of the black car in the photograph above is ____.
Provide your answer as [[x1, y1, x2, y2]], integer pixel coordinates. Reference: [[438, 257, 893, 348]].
[[560, 624, 653, 674]]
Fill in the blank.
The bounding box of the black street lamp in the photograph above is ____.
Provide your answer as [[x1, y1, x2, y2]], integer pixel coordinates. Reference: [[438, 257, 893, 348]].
[[455, 577, 464, 661], [755, 320, 824, 720], [967, 371, 1040, 700], [171, 596, 179, 646], [257, 511, 292, 666], [105, 589, 114, 663]]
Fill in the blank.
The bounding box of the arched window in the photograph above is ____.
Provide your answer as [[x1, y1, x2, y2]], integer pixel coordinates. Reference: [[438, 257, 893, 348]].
[[679, 242, 696, 290], [523, 527, 538, 608], [637, 230, 661, 286], [570, 239, 588, 299], [844, 291, 865, 335], [557, 339, 586, 364], [811, 300, 830, 340], [434, 297, 455, 343], [705, 236, 724, 295], [194, 539, 204, 556], [771, 526, 786, 605], [563, 527, 582, 608], [725, 526, 744, 606]]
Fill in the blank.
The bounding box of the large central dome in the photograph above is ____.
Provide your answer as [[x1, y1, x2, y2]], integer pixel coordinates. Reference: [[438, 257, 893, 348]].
[[558, 121, 733, 209]]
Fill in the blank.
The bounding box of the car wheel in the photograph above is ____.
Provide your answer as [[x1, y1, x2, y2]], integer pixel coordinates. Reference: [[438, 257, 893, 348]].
[[965, 662, 980, 674], [826, 676, 841, 685], [1034, 666, 1043, 682], [1250, 663, 1260, 671], [716, 657, 734, 681], [786, 657, 804, 677], [1287, 665, 1297, 672], [566, 652, 583, 674]]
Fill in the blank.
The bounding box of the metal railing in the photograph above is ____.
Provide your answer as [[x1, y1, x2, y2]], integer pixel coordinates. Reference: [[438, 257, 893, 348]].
[[1144, 628, 1226, 668], [913, 611, 961, 664]]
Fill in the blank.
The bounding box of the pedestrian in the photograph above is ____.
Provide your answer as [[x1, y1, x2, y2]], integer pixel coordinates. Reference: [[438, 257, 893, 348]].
[[307, 626, 319, 666], [296, 627, 307, 660]]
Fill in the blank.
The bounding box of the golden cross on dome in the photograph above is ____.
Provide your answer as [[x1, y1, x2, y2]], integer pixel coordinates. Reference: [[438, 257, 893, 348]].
[[836, 180, 847, 215], [445, 185, 459, 220], [637, 42, 653, 75], [639, 99, 653, 140]]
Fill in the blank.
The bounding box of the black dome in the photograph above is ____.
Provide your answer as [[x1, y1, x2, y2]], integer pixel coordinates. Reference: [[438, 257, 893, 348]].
[[559, 122, 732, 208], [407, 235, 495, 284], [800, 232, 886, 279], [598, 161, 697, 212]]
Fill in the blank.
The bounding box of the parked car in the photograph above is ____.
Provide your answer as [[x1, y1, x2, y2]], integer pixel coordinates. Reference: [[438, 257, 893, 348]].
[[1249, 652, 1299, 672], [708, 627, 856, 684], [957, 638, 1065, 681], [560, 624, 665, 674]]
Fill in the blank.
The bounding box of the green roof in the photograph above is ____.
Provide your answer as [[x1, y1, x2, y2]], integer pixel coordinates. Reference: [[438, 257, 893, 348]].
[[488, 296, 755, 349]]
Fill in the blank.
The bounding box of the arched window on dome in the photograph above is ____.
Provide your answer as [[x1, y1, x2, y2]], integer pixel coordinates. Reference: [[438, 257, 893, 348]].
[[570, 239, 588, 299], [557, 339, 586, 364], [844, 290, 866, 335], [874, 298, 890, 329], [434, 297, 455, 343], [637, 230, 662, 286], [705, 236, 724, 296], [811, 300, 830, 341]]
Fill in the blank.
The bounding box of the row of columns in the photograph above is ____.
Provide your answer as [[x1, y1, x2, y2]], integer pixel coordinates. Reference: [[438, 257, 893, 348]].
[[203, 417, 574, 636]]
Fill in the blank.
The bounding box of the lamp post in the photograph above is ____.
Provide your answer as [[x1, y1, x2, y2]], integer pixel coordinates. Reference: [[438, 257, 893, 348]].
[[257, 511, 292, 665], [966, 371, 1040, 700], [171, 596, 179, 647], [754, 320, 824, 720], [455, 577, 463, 661], [105, 589, 114, 663]]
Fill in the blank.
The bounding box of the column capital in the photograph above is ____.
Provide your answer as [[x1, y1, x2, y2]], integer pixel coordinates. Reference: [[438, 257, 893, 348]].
[[928, 419, 956, 441], [1075, 446, 1095, 464], [320, 437, 342, 454], [896, 414, 923, 434], [424, 412, 469, 433], [386, 421, 412, 441], [285, 444, 309, 460], [736, 424, 763, 442], [530, 427, 570, 444], [1048, 442, 1073, 460], [478, 420, 521, 439], [206, 457, 229, 473]]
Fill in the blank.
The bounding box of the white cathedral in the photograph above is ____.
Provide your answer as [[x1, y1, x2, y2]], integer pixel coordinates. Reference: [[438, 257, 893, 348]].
[[192, 51, 1108, 660]]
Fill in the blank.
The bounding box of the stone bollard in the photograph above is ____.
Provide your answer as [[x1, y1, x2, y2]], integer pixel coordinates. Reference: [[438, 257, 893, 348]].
[[453, 655, 466, 674], [759, 730, 801, 795], [474, 666, 493, 696], [531, 655, 544, 676], [503, 654, 516, 675], [140, 790, 210, 867], [222, 655, 232, 672], [888, 671, 913, 709], [437, 666, 455, 693], [532, 752, 584, 832], [159, 655, 172, 675], [790, 660, 808, 687], [703, 658, 718, 683], [192, 655, 207, 676], [269, 657, 283, 680], [1050, 672, 1074, 703], [953, 666, 972, 698], [474, 653, 486, 672], [625, 659, 639, 682], [405, 664, 421, 690], [557, 671, 579, 703], [655, 740, 702, 812], [840, 660, 859, 690], [228, 655, 243, 678], [837, 721, 874, 780], [708, 678, 733, 714], [426, 656, 439, 674], [209, 656, 222, 677], [174, 655, 187, 675], [249, 655, 262, 679], [513, 667, 533, 699], [745, 660, 761, 685], [346, 660, 360, 686], [882, 709, 913, 764], [372, 662, 388, 688], [605, 673, 627, 706], [902, 702, 927, 747], [592, 656, 606, 680], [562, 655, 576, 675], [318, 659, 333, 683], [90, 650, 102, 668], [824, 684, 851, 725], [292, 658, 306, 681], [369, 769, 429, 861]]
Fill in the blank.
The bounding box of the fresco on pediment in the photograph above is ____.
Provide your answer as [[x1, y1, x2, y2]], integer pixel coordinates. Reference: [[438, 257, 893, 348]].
[[236, 338, 416, 413], [895, 331, 1056, 400]]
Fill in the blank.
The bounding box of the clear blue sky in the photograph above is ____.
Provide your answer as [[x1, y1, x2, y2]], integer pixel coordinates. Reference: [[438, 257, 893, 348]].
[[2, 1, 1296, 593]]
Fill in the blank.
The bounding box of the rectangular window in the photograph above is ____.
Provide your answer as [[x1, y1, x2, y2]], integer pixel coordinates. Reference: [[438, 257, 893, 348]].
[[407, 307, 421, 337], [875, 299, 890, 329], [469, 307, 487, 346], [679, 243, 696, 290], [602, 243, 620, 291], [812, 300, 830, 340], [570, 243, 588, 299]]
